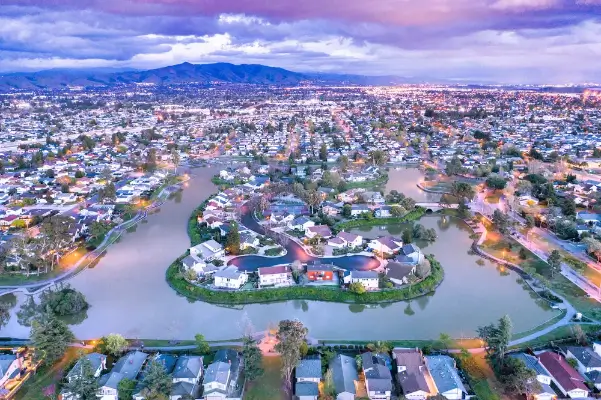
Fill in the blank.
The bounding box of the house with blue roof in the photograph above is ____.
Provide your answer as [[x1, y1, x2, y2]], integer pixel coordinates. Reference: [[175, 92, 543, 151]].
[[330, 354, 359, 400], [424, 355, 467, 400], [295, 355, 321, 400]]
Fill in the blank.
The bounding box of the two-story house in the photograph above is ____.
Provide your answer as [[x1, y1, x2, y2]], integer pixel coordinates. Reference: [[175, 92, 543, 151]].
[[361, 352, 392, 400], [98, 351, 148, 400], [258, 265, 291, 288], [295, 356, 322, 400], [330, 354, 358, 400], [393, 348, 437, 400], [509, 353, 556, 400], [189, 240, 225, 262], [538, 351, 588, 399], [171, 355, 204, 400], [424, 355, 467, 400], [349, 271, 379, 291], [213, 267, 248, 289], [203, 349, 243, 400]]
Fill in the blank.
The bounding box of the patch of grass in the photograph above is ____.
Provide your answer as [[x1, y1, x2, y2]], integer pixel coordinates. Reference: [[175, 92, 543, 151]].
[[334, 208, 425, 231], [510, 324, 601, 350], [244, 356, 286, 400], [511, 309, 567, 341]]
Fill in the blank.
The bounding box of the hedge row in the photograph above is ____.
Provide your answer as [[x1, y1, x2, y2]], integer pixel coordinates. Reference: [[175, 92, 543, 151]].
[[166, 254, 444, 305]]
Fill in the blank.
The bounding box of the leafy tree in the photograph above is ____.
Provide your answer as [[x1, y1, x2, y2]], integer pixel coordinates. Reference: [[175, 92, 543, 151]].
[[445, 157, 464, 176], [339, 155, 349, 171], [416, 259, 432, 278], [62, 355, 99, 400], [390, 205, 406, 217], [275, 320, 308, 390], [342, 204, 352, 218], [242, 336, 264, 381], [560, 198, 576, 217], [195, 333, 210, 354], [38, 284, 89, 316], [583, 237, 601, 261], [547, 250, 562, 278], [457, 201, 470, 218], [366, 341, 391, 354], [492, 210, 511, 234], [319, 143, 328, 162], [402, 228, 413, 244], [104, 333, 129, 356], [141, 360, 173, 399], [225, 223, 241, 255], [144, 148, 157, 172], [75, 170, 85, 179], [450, 182, 476, 202], [477, 315, 512, 364], [349, 282, 366, 294], [496, 356, 540, 396], [117, 378, 136, 400], [368, 150, 388, 166], [436, 333, 453, 352], [485, 175, 507, 191], [31, 313, 74, 363]]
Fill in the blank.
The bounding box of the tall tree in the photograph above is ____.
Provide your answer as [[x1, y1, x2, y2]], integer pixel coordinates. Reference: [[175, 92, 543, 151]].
[[141, 360, 173, 399], [450, 182, 476, 202], [275, 320, 308, 391], [117, 378, 136, 400], [171, 149, 180, 174], [368, 150, 388, 166], [62, 355, 99, 400], [497, 357, 540, 396], [319, 143, 328, 162], [225, 223, 241, 255], [31, 313, 74, 363], [445, 157, 464, 176], [242, 336, 264, 381], [103, 333, 129, 357], [477, 315, 512, 364], [194, 333, 210, 354], [547, 250, 562, 278], [492, 210, 511, 235]]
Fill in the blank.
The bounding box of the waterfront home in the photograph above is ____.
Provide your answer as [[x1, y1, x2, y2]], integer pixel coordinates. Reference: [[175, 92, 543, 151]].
[[350, 204, 370, 217], [307, 264, 334, 281], [189, 240, 225, 262], [203, 349, 243, 400], [337, 232, 363, 247], [393, 348, 437, 400], [424, 355, 467, 400], [213, 267, 248, 289], [290, 216, 315, 231], [397, 244, 424, 265], [295, 356, 322, 400], [374, 206, 392, 218], [322, 201, 342, 216], [349, 271, 379, 291], [239, 232, 259, 250], [171, 355, 204, 400], [181, 254, 217, 277], [66, 353, 106, 382], [538, 351, 588, 399], [98, 351, 148, 400], [0, 353, 23, 392], [368, 236, 402, 255], [258, 265, 291, 287], [361, 352, 392, 400], [361, 191, 385, 205], [564, 346, 601, 375], [385, 262, 415, 286], [509, 353, 556, 400], [329, 354, 359, 400], [305, 225, 332, 239]]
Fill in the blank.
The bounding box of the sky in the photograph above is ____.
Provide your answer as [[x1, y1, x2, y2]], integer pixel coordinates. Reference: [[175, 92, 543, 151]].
[[0, 0, 600, 83]]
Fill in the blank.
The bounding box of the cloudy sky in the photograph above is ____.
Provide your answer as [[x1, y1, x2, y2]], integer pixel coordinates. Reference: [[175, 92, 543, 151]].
[[1, 0, 600, 83]]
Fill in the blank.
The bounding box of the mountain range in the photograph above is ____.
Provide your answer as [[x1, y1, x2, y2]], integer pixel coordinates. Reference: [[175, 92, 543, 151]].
[[0, 62, 409, 90]]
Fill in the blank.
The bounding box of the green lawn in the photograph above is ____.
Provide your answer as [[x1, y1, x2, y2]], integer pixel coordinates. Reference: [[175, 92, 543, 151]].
[[244, 356, 286, 400], [509, 324, 601, 350]]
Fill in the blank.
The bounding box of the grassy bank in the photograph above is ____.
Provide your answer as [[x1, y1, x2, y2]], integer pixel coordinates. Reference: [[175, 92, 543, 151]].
[[166, 255, 444, 305], [345, 174, 388, 189], [334, 208, 425, 231], [510, 324, 601, 350], [244, 357, 286, 400]]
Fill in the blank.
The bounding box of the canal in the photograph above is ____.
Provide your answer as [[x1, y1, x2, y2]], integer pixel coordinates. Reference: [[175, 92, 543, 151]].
[[0, 167, 556, 341]]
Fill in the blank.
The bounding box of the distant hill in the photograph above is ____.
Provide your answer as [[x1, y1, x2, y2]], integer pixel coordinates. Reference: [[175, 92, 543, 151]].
[[0, 62, 408, 90]]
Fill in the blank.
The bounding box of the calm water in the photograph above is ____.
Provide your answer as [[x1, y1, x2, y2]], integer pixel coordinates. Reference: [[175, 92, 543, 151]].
[[386, 167, 441, 202], [0, 168, 555, 341]]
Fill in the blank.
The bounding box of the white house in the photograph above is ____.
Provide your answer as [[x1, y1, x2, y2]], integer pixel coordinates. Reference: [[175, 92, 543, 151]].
[[258, 265, 291, 287], [337, 232, 363, 247], [214, 267, 248, 289], [189, 240, 225, 261], [368, 236, 402, 255], [203, 349, 242, 400], [350, 271, 379, 291], [290, 216, 315, 231]]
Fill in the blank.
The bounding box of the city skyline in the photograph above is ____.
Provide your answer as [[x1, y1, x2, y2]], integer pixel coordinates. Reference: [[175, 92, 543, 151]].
[[1, 0, 601, 83]]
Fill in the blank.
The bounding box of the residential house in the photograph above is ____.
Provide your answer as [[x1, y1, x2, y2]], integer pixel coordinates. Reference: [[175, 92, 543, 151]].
[[322, 201, 342, 216], [290, 216, 315, 231], [133, 354, 177, 400], [307, 264, 334, 281], [213, 267, 248, 289], [295, 356, 322, 400], [306, 225, 332, 239], [0, 353, 23, 392], [509, 353, 556, 400], [350, 204, 370, 217], [397, 244, 424, 265], [239, 232, 259, 250], [565, 346, 601, 375], [181, 254, 217, 277], [66, 353, 106, 382], [393, 348, 437, 400], [538, 351, 588, 399], [98, 351, 148, 400], [330, 354, 359, 400], [349, 271, 379, 291], [368, 236, 403, 255], [171, 356, 204, 400], [424, 356, 467, 400], [337, 232, 363, 247], [203, 349, 243, 400], [385, 262, 415, 286], [258, 265, 291, 287], [189, 240, 225, 262], [374, 206, 392, 218], [361, 352, 392, 400]]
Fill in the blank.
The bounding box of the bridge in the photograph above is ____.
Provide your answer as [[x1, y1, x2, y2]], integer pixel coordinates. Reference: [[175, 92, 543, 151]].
[[416, 202, 459, 213]]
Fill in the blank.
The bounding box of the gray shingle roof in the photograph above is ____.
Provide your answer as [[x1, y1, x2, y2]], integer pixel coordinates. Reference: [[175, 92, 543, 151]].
[[0, 355, 16, 377], [173, 356, 203, 379], [296, 381, 319, 396], [66, 353, 106, 380], [566, 346, 601, 369], [425, 355, 467, 395], [296, 356, 322, 380], [330, 354, 358, 395], [361, 352, 392, 392]]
